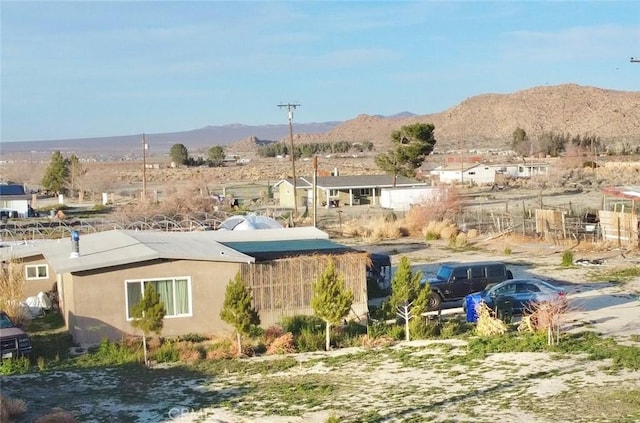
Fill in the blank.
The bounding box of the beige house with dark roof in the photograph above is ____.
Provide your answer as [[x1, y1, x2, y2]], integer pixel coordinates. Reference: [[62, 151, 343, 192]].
[[275, 174, 429, 209], [38, 227, 368, 345]]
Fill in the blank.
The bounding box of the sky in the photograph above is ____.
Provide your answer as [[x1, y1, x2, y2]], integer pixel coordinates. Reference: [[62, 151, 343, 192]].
[[1, 1, 639, 142]]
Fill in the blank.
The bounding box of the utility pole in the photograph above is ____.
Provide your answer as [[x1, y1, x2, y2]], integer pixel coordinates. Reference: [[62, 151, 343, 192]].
[[313, 155, 318, 228], [142, 134, 148, 201], [278, 103, 301, 218]]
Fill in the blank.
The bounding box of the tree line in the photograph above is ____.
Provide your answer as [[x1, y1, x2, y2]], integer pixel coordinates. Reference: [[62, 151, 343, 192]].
[[256, 140, 374, 158]]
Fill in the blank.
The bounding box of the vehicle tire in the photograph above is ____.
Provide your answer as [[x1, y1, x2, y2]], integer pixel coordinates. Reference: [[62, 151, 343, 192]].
[[427, 292, 442, 311]]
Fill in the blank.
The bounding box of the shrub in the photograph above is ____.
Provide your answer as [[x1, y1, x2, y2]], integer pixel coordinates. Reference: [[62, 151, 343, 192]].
[[0, 258, 27, 326], [152, 340, 180, 363], [295, 327, 325, 352], [440, 317, 471, 338], [410, 318, 440, 339], [266, 332, 296, 354], [80, 338, 141, 365], [0, 394, 27, 421], [561, 250, 574, 267], [34, 408, 78, 423], [281, 315, 324, 336], [264, 325, 286, 346], [503, 245, 512, 255], [177, 333, 208, 343], [206, 337, 237, 360], [0, 357, 31, 375], [449, 232, 468, 249]]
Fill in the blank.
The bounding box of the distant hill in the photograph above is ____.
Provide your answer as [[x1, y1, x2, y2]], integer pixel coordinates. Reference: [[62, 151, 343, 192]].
[[3, 84, 639, 160], [294, 84, 640, 153]]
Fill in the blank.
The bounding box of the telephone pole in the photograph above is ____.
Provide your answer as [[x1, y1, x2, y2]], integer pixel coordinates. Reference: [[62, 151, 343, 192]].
[[278, 103, 301, 217], [142, 134, 148, 200]]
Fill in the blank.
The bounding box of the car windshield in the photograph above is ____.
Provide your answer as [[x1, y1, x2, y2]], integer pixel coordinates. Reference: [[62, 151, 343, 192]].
[[0, 313, 15, 329], [435, 266, 452, 281]]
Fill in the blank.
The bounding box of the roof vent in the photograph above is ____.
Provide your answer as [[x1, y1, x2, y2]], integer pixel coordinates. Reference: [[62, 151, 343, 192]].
[[70, 230, 80, 259]]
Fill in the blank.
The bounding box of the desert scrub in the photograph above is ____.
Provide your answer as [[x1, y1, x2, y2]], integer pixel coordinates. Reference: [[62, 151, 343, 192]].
[[503, 245, 512, 255]]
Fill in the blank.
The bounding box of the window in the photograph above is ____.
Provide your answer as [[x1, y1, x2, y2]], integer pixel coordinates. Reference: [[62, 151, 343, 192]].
[[470, 266, 484, 279], [486, 265, 505, 278], [25, 264, 48, 280], [452, 268, 468, 280], [329, 189, 339, 197], [359, 188, 372, 196], [125, 277, 191, 319]]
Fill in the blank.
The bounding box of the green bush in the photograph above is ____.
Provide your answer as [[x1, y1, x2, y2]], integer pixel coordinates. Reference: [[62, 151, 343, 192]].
[[295, 327, 325, 352], [561, 250, 574, 267], [177, 333, 208, 343], [153, 341, 180, 363], [79, 338, 141, 365], [281, 315, 324, 335], [410, 318, 440, 339], [439, 317, 472, 338], [0, 356, 31, 375]]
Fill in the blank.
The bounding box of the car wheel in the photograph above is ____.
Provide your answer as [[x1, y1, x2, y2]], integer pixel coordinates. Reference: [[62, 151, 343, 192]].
[[427, 292, 442, 311]]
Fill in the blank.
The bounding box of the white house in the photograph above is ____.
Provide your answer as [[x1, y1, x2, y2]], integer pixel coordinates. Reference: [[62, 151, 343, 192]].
[[0, 183, 31, 218]]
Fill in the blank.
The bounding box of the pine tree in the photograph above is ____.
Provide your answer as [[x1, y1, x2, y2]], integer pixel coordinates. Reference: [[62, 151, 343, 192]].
[[311, 259, 354, 351], [41, 151, 69, 195], [169, 143, 190, 165], [130, 283, 166, 366], [220, 272, 260, 357], [385, 256, 429, 318]]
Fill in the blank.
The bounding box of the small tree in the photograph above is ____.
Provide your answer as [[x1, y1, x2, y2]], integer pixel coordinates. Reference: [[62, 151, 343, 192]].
[[375, 123, 436, 186], [384, 256, 430, 320], [207, 145, 226, 167], [41, 151, 69, 195], [169, 143, 190, 165], [311, 259, 354, 351], [130, 284, 166, 366], [220, 272, 260, 357]]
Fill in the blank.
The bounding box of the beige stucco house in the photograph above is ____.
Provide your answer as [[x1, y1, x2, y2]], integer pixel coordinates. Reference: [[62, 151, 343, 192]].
[[275, 174, 428, 210], [38, 227, 368, 345], [0, 242, 58, 298]]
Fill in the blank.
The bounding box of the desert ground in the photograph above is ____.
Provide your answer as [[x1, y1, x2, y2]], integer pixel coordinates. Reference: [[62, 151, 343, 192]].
[[3, 233, 640, 423]]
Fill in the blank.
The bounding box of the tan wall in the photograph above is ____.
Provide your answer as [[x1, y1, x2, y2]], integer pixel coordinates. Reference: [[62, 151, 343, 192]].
[[66, 259, 241, 345], [278, 183, 295, 208], [9, 255, 57, 298]]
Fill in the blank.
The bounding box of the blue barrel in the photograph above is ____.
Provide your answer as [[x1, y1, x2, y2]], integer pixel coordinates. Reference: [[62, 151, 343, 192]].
[[465, 295, 482, 323]]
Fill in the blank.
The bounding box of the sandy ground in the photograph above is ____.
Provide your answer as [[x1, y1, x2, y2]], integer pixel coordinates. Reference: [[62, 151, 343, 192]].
[[4, 236, 640, 423]]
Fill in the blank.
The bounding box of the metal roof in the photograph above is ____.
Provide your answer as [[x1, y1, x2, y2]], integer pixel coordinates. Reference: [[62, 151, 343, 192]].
[[40, 230, 256, 274], [277, 174, 427, 189], [0, 241, 51, 260], [221, 238, 354, 261], [602, 186, 640, 200], [208, 226, 329, 242], [0, 184, 26, 196]]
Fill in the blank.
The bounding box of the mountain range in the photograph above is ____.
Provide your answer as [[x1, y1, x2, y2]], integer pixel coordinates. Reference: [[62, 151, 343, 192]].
[[2, 84, 639, 159]]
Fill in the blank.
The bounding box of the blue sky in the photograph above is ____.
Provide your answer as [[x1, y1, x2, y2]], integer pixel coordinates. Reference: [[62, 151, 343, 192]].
[[1, 1, 639, 142]]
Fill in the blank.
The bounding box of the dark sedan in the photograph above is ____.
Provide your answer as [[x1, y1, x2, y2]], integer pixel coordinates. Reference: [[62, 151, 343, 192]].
[[464, 278, 566, 317]]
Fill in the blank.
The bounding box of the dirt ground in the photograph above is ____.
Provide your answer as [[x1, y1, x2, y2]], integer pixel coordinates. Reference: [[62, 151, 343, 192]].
[[3, 234, 640, 423]]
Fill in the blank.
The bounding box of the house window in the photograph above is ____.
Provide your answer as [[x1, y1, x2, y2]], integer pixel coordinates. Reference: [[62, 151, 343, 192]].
[[359, 188, 372, 196], [125, 277, 191, 319], [25, 264, 48, 280], [329, 189, 339, 197]]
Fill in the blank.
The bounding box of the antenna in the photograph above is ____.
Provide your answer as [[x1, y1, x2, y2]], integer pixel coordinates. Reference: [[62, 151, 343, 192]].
[[278, 103, 301, 219]]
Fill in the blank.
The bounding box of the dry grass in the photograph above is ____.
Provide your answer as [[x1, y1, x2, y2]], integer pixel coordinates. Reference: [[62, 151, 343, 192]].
[[205, 336, 238, 360], [519, 298, 569, 345], [475, 302, 508, 336], [0, 394, 27, 422], [34, 408, 78, 423], [266, 332, 296, 355], [0, 259, 28, 326]]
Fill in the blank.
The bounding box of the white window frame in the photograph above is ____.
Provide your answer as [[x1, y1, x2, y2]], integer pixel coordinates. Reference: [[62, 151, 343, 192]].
[[125, 276, 192, 320], [359, 188, 372, 196], [25, 264, 48, 280], [329, 189, 339, 197]]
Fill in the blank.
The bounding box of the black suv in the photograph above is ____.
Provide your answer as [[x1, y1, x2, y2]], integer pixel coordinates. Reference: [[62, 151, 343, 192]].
[[0, 311, 32, 359], [424, 261, 513, 310]]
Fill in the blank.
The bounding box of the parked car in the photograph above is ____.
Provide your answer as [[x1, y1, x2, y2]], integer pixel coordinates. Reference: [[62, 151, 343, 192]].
[[0, 311, 33, 359], [424, 261, 514, 310], [464, 278, 566, 316]]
